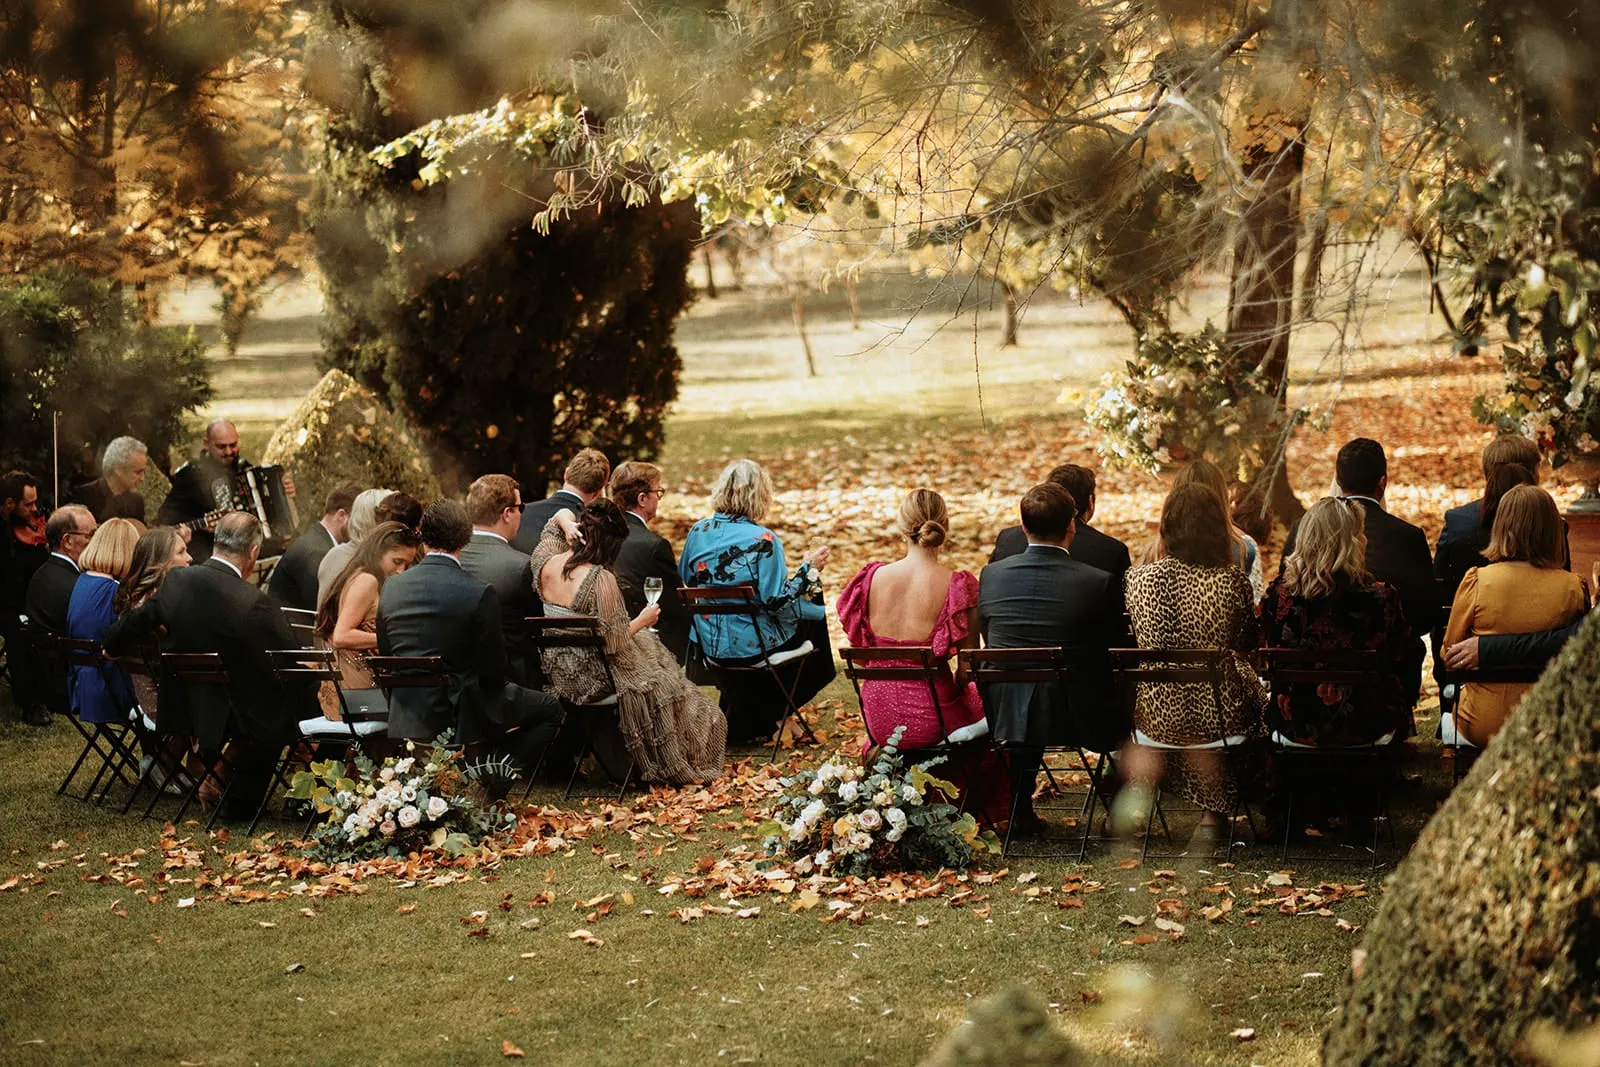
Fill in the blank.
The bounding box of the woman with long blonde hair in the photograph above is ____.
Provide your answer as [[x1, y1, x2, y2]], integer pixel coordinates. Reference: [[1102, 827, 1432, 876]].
[[1259, 497, 1412, 747]]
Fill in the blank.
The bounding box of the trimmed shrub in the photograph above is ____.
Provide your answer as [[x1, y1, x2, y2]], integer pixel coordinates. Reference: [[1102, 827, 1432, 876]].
[[262, 369, 441, 524], [1323, 612, 1600, 1064]]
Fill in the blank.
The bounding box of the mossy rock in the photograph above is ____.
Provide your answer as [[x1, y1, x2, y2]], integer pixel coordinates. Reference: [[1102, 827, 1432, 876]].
[[262, 369, 440, 526], [1323, 612, 1600, 1064], [919, 985, 1087, 1067]]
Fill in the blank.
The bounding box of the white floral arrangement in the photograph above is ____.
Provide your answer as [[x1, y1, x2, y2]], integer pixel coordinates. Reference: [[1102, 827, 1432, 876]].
[[291, 737, 514, 859], [763, 727, 986, 877]]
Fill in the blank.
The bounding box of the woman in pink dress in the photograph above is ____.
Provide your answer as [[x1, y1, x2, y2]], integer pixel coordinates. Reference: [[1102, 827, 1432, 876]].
[[837, 489, 1011, 827]]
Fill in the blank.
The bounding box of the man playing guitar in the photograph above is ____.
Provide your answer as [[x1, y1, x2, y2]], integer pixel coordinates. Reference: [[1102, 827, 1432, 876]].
[[157, 419, 295, 563]]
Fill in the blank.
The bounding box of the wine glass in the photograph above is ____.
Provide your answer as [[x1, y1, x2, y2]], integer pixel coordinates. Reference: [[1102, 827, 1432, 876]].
[[643, 577, 663, 633]]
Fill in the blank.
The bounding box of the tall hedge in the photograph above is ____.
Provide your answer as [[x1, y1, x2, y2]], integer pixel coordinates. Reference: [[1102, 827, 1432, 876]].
[[0, 267, 212, 486], [1323, 613, 1600, 1064], [309, 1, 697, 495]]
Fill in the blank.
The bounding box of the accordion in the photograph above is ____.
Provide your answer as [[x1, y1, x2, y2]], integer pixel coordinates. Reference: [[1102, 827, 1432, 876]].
[[238, 464, 299, 541]]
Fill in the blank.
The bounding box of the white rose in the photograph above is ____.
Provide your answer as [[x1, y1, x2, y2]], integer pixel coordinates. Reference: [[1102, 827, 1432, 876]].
[[379, 767, 395, 782], [901, 784, 924, 806], [397, 805, 421, 828], [885, 807, 907, 827], [426, 796, 449, 820], [857, 809, 882, 831], [837, 781, 859, 803], [849, 830, 873, 852], [379, 818, 397, 836], [400, 786, 418, 803], [393, 757, 415, 775]]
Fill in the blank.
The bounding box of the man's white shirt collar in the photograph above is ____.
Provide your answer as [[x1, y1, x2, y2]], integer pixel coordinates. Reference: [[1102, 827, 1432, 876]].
[[50, 552, 81, 572], [425, 550, 462, 566], [212, 556, 243, 579], [473, 529, 509, 544]]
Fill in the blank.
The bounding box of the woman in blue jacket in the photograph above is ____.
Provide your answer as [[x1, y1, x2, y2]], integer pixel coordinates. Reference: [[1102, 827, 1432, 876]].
[[680, 459, 836, 743], [66, 518, 143, 725]]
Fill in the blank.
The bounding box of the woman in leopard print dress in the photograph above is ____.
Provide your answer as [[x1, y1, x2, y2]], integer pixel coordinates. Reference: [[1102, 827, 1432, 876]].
[[1124, 484, 1267, 819]]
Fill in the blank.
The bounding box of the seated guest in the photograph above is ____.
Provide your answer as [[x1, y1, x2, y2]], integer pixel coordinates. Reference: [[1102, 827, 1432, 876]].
[[70, 436, 151, 523], [513, 448, 611, 554], [1, 471, 49, 724], [105, 513, 315, 819], [977, 483, 1122, 831], [529, 499, 727, 784], [314, 522, 420, 720], [1141, 459, 1264, 599], [157, 418, 295, 562], [1442, 485, 1588, 746], [65, 519, 143, 726], [609, 461, 690, 662], [376, 500, 564, 770], [990, 462, 1132, 578], [459, 474, 536, 681], [1259, 498, 1411, 746], [679, 459, 837, 744], [1125, 483, 1266, 827], [113, 526, 193, 724], [26, 505, 97, 635], [316, 488, 392, 608], [269, 482, 357, 611], [1285, 437, 1434, 704], [840, 489, 1011, 827], [1436, 434, 1547, 592]]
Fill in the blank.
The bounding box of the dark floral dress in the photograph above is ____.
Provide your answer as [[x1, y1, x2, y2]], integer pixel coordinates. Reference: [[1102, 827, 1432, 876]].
[[1259, 575, 1411, 746]]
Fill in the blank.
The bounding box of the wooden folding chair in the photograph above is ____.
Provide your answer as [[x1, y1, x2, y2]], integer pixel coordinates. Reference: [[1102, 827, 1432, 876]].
[[280, 607, 318, 649], [681, 584, 819, 761], [839, 645, 993, 819], [366, 655, 449, 716], [157, 652, 245, 831], [1440, 662, 1546, 781], [55, 636, 142, 804], [254, 649, 389, 835], [1111, 647, 1255, 864], [1263, 647, 1399, 869], [522, 616, 634, 801], [109, 649, 182, 817], [960, 646, 1116, 859]]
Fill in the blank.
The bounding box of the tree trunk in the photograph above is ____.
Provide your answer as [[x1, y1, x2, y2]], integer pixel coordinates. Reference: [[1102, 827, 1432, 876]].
[[701, 246, 718, 299], [846, 273, 861, 329], [1000, 281, 1019, 347], [791, 290, 817, 377], [1227, 137, 1307, 538]]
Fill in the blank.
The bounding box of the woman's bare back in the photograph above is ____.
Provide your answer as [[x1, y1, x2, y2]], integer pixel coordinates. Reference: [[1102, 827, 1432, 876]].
[[865, 557, 954, 642]]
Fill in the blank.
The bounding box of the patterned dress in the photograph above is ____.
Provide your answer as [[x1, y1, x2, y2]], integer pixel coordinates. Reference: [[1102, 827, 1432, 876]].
[[1259, 575, 1411, 746], [317, 588, 378, 722], [1124, 557, 1267, 812], [531, 522, 727, 785]]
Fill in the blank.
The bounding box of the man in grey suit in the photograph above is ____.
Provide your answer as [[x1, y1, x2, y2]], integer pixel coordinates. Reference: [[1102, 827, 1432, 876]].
[[377, 500, 563, 771], [512, 448, 610, 554], [608, 461, 690, 662], [977, 483, 1125, 829], [459, 474, 538, 683]]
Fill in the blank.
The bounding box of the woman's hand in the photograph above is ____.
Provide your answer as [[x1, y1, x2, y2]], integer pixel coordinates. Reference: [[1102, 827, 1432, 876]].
[[802, 546, 831, 571], [553, 508, 583, 544], [629, 603, 661, 636]]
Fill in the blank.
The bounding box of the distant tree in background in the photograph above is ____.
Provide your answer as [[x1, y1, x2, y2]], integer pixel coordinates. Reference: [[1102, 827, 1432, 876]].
[[0, 0, 312, 324], [0, 267, 212, 487]]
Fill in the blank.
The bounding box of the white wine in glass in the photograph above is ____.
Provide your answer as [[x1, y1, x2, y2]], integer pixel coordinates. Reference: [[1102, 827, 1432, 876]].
[[643, 577, 663, 632]]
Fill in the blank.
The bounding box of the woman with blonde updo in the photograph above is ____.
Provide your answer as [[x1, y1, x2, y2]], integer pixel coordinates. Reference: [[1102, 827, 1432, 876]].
[[837, 489, 1010, 826]]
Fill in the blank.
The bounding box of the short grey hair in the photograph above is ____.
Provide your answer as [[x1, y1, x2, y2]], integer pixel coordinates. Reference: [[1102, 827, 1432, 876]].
[[213, 512, 264, 556], [710, 459, 773, 523], [101, 435, 147, 477], [348, 488, 394, 543]]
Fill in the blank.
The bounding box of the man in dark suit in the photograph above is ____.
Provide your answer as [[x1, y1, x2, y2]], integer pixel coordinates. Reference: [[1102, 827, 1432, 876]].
[[977, 483, 1124, 829], [21, 505, 95, 724], [1283, 437, 1436, 702], [990, 464, 1131, 575], [512, 448, 610, 554], [24, 505, 95, 635], [459, 474, 537, 682], [268, 483, 356, 611], [2, 471, 49, 724], [157, 418, 295, 562], [607, 461, 690, 662], [104, 512, 315, 818], [378, 500, 563, 770]]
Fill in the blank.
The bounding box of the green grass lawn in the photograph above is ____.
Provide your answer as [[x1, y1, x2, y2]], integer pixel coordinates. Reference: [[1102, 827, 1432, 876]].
[[1, 684, 1470, 1066]]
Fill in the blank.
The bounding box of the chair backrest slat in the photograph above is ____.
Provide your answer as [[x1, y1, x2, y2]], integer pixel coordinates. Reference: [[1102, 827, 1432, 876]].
[[522, 616, 608, 650], [960, 647, 1069, 684], [162, 651, 232, 685], [366, 655, 448, 688], [679, 585, 763, 618]]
